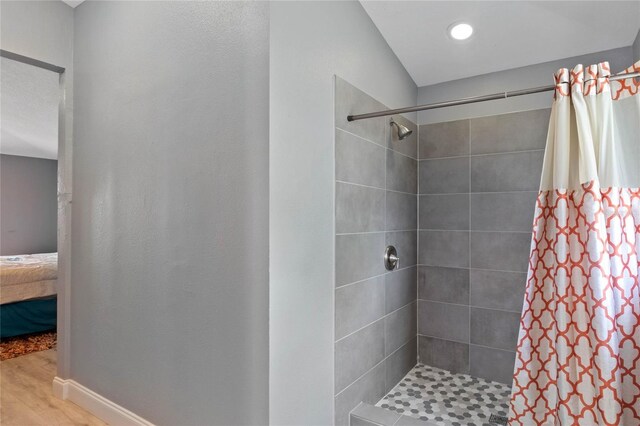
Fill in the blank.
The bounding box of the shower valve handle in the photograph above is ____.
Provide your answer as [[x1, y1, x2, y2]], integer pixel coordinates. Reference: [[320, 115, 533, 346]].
[[384, 246, 400, 271]]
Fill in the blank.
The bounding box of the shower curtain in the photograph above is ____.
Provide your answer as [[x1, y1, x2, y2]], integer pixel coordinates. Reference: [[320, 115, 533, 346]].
[[509, 61, 640, 425]]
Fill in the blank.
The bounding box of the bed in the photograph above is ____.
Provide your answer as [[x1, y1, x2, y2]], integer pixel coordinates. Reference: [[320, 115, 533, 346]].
[[0, 253, 57, 338]]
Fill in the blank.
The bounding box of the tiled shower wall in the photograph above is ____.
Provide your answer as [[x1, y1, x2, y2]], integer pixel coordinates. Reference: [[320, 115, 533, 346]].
[[417, 109, 550, 385], [334, 77, 418, 425]]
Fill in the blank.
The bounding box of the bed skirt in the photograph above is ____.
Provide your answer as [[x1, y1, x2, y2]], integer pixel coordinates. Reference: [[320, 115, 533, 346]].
[[0, 297, 57, 339]]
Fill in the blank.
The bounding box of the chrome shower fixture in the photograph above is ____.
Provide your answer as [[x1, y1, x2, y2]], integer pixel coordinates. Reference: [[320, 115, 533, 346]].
[[390, 119, 413, 140]]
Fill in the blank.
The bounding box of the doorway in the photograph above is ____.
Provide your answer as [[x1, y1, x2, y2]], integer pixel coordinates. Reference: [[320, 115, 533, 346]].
[[0, 49, 87, 424]]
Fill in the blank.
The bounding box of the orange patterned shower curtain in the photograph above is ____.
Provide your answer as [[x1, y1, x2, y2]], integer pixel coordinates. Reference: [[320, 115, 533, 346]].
[[509, 61, 640, 425]]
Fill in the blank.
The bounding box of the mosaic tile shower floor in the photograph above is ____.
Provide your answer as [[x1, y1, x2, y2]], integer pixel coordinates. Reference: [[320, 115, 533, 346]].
[[376, 364, 511, 426]]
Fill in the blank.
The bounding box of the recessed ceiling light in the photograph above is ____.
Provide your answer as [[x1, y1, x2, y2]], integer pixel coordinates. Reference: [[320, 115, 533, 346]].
[[448, 23, 473, 41]]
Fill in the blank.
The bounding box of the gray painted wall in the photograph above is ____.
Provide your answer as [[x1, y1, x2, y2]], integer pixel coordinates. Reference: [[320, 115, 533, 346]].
[[72, 2, 269, 425], [418, 46, 634, 125], [334, 77, 417, 425], [269, 2, 417, 424], [1, 154, 57, 255], [0, 0, 74, 378], [417, 109, 549, 385], [634, 29, 640, 61]]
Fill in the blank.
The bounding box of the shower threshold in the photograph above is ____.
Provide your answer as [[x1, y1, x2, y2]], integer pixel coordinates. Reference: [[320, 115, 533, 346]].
[[375, 364, 511, 426]]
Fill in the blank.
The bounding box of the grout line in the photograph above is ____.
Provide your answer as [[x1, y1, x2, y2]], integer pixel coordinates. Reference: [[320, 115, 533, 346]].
[[418, 148, 545, 161], [417, 298, 523, 314], [419, 190, 539, 195], [336, 179, 416, 196], [334, 337, 417, 397], [335, 264, 417, 290], [415, 264, 527, 274], [414, 262, 419, 363], [334, 300, 416, 344], [417, 332, 468, 346], [336, 179, 385, 192], [336, 231, 386, 237], [351, 413, 386, 426], [335, 272, 389, 291], [385, 339, 420, 395], [418, 229, 532, 234], [334, 357, 386, 398], [332, 98, 337, 406], [336, 127, 418, 161], [419, 191, 538, 196], [469, 342, 518, 354], [468, 151, 472, 367], [387, 145, 419, 162], [416, 126, 421, 364], [336, 127, 386, 150], [383, 121, 388, 376], [417, 334, 517, 354], [336, 230, 416, 236]]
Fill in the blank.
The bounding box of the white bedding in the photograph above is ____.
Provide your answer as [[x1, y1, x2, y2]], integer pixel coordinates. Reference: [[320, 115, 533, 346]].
[[0, 253, 57, 304]]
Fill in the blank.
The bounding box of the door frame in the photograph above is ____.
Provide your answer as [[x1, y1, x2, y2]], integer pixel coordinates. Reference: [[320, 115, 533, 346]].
[[1, 49, 71, 380]]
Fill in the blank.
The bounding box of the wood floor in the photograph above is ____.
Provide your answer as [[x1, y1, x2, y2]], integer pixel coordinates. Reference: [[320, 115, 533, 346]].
[[0, 349, 106, 426]]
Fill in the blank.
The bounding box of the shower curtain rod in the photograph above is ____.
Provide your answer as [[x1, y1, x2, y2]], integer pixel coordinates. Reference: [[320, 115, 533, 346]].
[[346, 71, 640, 122]]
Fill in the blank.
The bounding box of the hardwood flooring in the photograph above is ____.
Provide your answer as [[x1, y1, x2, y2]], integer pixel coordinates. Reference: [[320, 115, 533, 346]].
[[0, 349, 106, 425]]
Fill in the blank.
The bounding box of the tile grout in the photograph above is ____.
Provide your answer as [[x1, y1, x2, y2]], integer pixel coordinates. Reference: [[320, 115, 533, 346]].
[[415, 126, 421, 366], [335, 264, 417, 290], [417, 334, 517, 354], [468, 342, 517, 353], [383, 119, 388, 383], [416, 264, 527, 274], [417, 298, 523, 315], [336, 127, 419, 161], [334, 337, 418, 398], [336, 179, 417, 196], [336, 230, 416, 237], [419, 191, 539, 195], [418, 229, 532, 234], [417, 147, 545, 161], [334, 357, 386, 398], [335, 300, 416, 344], [418, 190, 540, 195], [468, 149, 472, 370], [417, 332, 468, 346]]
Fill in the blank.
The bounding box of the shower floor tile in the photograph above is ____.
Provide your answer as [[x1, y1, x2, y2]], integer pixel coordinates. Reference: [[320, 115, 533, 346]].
[[376, 364, 511, 426]]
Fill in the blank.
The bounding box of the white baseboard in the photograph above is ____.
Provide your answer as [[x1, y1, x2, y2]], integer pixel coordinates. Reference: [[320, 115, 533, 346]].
[[52, 377, 154, 426]]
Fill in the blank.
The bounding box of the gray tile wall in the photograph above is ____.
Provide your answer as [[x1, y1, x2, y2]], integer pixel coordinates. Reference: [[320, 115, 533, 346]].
[[417, 109, 549, 385], [335, 77, 418, 425]]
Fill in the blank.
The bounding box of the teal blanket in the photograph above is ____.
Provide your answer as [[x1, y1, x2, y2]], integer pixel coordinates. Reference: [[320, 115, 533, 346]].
[[1, 298, 57, 338]]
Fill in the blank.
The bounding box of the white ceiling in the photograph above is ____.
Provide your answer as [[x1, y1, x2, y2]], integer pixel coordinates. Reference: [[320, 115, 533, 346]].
[[361, 1, 640, 87], [0, 57, 59, 160]]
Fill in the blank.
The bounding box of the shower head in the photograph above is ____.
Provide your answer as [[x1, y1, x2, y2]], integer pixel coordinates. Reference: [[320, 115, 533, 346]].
[[390, 119, 413, 141]]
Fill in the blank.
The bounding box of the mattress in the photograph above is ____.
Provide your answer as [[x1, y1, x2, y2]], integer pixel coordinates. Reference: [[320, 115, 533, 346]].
[[1, 253, 57, 304]]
